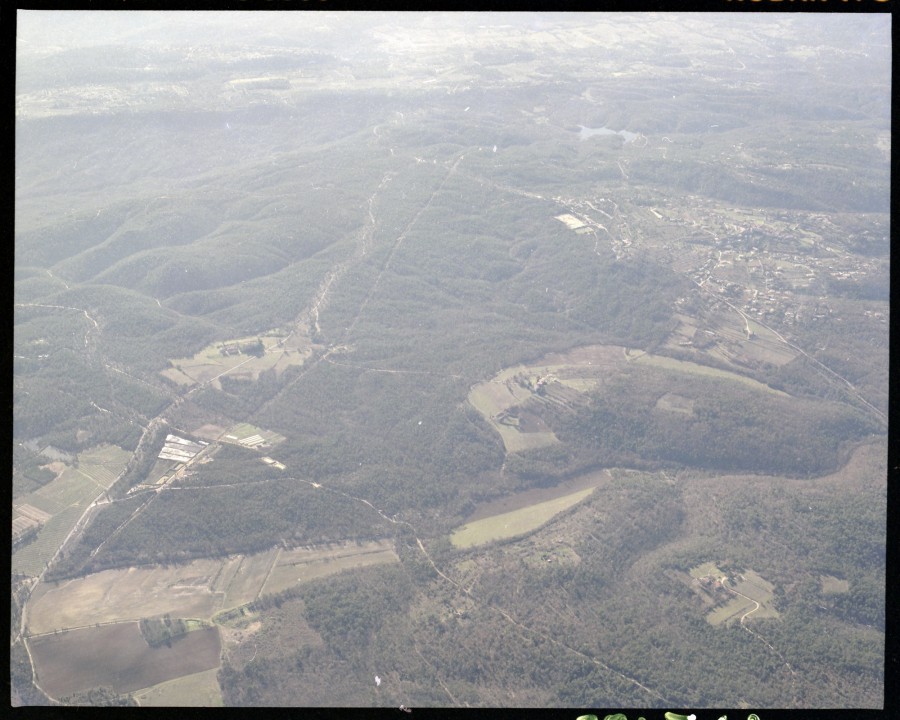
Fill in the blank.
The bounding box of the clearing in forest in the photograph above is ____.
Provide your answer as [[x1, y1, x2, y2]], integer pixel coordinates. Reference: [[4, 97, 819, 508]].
[[467, 345, 623, 453], [470, 343, 785, 454], [450, 486, 595, 548], [688, 563, 779, 626], [160, 331, 312, 389]]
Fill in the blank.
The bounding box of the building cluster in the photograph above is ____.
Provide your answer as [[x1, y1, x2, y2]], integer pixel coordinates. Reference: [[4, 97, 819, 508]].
[[158, 435, 207, 463]]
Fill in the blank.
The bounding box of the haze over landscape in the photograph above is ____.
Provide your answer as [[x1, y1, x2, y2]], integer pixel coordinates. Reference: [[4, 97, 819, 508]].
[[12, 10, 889, 709]]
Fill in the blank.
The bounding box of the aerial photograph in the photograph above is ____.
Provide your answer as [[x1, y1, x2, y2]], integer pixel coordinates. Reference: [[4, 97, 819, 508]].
[[12, 9, 889, 710]]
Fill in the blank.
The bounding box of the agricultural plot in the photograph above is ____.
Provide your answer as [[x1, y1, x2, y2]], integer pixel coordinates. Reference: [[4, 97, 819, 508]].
[[704, 314, 798, 369], [26, 558, 228, 633], [12, 505, 83, 577], [28, 623, 221, 699], [220, 422, 286, 450], [27, 541, 404, 638], [629, 349, 789, 396], [222, 549, 279, 608], [190, 423, 230, 442], [160, 331, 312, 389], [470, 342, 789, 454], [12, 445, 130, 577], [134, 667, 224, 707], [76, 444, 132, 486], [144, 457, 178, 486], [12, 503, 52, 538], [555, 213, 591, 233], [468, 366, 573, 453], [468, 347, 609, 452], [656, 392, 694, 415], [450, 486, 595, 549], [261, 540, 399, 596]]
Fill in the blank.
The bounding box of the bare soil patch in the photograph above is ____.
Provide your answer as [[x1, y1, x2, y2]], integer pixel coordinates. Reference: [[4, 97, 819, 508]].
[[27, 560, 226, 633], [29, 623, 221, 698], [191, 424, 228, 442]]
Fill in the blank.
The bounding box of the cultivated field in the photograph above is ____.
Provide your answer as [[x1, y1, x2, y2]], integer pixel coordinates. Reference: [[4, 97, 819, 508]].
[[222, 549, 279, 608], [27, 540, 401, 634], [629, 348, 789, 396], [12, 445, 130, 578], [467, 366, 555, 452], [26, 558, 229, 633], [77, 444, 133, 486], [29, 623, 221, 699], [220, 422, 287, 450], [160, 331, 311, 389], [261, 540, 399, 596], [468, 342, 788, 455], [466, 347, 623, 453], [12, 505, 84, 577], [450, 486, 596, 549], [133, 667, 224, 707]]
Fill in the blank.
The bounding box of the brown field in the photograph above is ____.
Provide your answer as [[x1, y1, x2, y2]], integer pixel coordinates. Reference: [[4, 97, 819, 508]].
[[192, 423, 228, 442], [29, 623, 221, 699], [261, 540, 399, 595], [134, 667, 224, 707], [15, 503, 52, 524], [13, 515, 40, 536], [27, 540, 411, 636], [27, 559, 227, 633], [223, 549, 279, 608]]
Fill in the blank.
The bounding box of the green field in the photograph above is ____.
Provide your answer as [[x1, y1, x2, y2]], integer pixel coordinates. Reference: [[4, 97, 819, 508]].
[[820, 574, 850, 595], [12, 445, 130, 578], [12, 505, 84, 577], [630, 350, 789, 396], [160, 332, 311, 389], [220, 422, 287, 449], [450, 487, 595, 548], [77, 444, 133, 487]]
